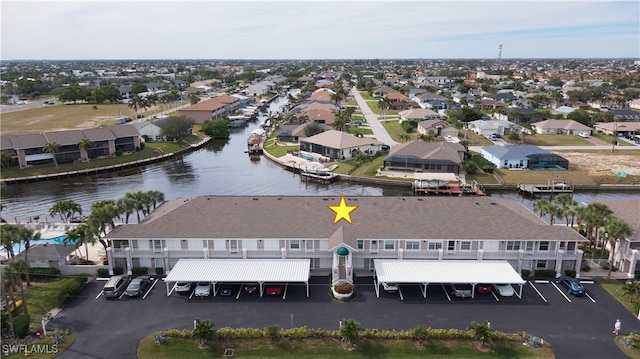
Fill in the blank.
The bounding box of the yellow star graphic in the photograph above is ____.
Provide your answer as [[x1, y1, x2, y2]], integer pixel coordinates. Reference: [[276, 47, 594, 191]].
[[328, 196, 358, 224]]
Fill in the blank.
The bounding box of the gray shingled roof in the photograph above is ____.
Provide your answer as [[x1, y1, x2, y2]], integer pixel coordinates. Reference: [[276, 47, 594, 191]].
[[387, 140, 464, 162], [108, 124, 140, 137], [0, 135, 14, 150], [600, 199, 640, 242], [8, 133, 48, 150], [14, 243, 75, 261], [482, 145, 553, 161], [105, 196, 587, 243], [44, 130, 85, 146], [302, 130, 383, 149], [83, 128, 117, 142]]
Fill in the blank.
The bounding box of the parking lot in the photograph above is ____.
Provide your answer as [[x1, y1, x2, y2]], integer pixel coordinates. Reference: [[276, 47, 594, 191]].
[[52, 275, 637, 359]]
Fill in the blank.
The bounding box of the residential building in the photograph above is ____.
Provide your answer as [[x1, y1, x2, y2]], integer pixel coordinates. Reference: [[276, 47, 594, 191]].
[[593, 121, 640, 137], [481, 145, 569, 170], [300, 130, 383, 160], [103, 196, 587, 279], [178, 95, 242, 123], [530, 119, 592, 136], [383, 140, 464, 175], [605, 199, 640, 278], [416, 119, 458, 138]]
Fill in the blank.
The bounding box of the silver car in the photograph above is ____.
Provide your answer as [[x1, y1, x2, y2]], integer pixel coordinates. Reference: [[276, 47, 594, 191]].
[[194, 282, 211, 297], [449, 283, 472, 298]]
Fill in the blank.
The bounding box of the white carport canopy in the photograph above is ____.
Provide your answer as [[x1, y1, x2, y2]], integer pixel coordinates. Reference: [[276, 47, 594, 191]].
[[374, 259, 526, 299], [164, 258, 311, 297]]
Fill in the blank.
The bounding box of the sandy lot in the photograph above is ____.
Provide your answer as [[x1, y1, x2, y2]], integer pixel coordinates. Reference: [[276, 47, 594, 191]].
[[557, 151, 640, 176]]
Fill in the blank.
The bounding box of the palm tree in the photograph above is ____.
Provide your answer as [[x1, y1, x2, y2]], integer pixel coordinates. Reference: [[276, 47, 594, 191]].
[[339, 318, 360, 347], [468, 320, 493, 348], [546, 202, 564, 226], [0, 224, 20, 260], [77, 138, 93, 161], [18, 227, 40, 286], [87, 200, 121, 251], [49, 199, 83, 224], [399, 133, 410, 142], [128, 95, 141, 116], [553, 194, 577, 226], [621, 281, 640, 303], [192, 318, 215, 348], [117, 196, 137, 224], [7, 259, 30, 316], [0, 152, 14, 168], [65, 224, 97, 261], [146, 190, 165, 211], [604, 217, 632, 279], [43, 141, 60, 166], [532, 199, 550, 220]]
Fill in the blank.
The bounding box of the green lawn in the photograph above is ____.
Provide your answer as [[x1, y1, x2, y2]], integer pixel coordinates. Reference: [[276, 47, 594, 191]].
[[263, 138, 299, 158], [380, 121, 419, 142], [138, 336, 554, 359], [21, 278, 88, 330]]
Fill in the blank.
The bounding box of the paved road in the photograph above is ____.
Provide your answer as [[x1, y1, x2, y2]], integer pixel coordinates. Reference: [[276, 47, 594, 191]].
[[351, 86, 399, 146], [51, 276, 636, 359], [469, 144, 639, 152]]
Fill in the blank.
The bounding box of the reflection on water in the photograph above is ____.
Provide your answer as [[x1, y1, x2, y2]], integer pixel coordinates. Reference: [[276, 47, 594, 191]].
[[2, 92, 640, 223]]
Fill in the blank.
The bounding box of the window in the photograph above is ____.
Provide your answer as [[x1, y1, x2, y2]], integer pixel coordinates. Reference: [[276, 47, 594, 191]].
[[506, 241, 520, 251], [428, 242, 443, 250], [290, 240, 300, 250], [229, 240, 238, 254], [406, 241, 420, 250], [539, 241, 549, 251], [460, 241, 471, 251], [525, 241, 534, 252], [153, 240, 162, 253], [536, 260, 547, 269], [305, 240, 313, 252], [447, 241, 455, 251], [384, 240, 395, 250], [357, 240, 363, 250]]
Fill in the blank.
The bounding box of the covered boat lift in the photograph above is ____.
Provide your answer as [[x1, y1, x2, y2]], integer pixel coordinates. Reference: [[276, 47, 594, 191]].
[[373, 259, 526, 299], [164, 258, 311, 297]]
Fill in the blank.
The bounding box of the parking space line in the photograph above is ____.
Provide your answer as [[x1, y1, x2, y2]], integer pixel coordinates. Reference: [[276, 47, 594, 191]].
[[188, 290, 195, 300], [282, 283, 288, 300], [441, 284, 451, 301], [143, 278, 158, 300], [585, 292, 596, 303], [118, 291, 126, 300], [551, 281, 572, 302], [528, 281, 547, 302], [235, 286, 242, 300], [95, 291, 104, 300], [398, 287, 404, 301], [491, 290, 499, 302]]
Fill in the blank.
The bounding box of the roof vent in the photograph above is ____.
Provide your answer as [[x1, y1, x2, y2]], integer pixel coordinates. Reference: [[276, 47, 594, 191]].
[[253, 198, 259, 201]]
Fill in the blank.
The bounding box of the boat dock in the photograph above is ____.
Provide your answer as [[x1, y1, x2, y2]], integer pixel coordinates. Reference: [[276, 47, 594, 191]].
[[301, 171, 338, 183], [517, 181, 573, 198], [414, 180, 485, 196]]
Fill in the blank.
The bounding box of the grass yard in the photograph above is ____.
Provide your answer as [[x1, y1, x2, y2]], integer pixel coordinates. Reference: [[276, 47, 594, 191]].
[[523, 134, 595, 146], [138, 336, 554, 359], [381, 120, 419, 142], [263, 137, 299, 158], [3, 332, 75, 359]]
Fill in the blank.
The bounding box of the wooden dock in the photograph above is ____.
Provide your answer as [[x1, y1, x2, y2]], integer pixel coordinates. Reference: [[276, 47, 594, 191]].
[[517, 181, 573, 198], [414, 181, 485, 196], [301, 171, 338, 183]]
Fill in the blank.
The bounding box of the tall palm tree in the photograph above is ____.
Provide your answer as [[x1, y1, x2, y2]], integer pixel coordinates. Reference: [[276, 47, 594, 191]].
[[77, 138, 93, 161], [87, 200, 121, 251], [604, 217, 632, 279], [0, 224, 20, 260], [18, 227, 40, 286], [146, 190, 165, 211], [49, 199, 82, 224], [553, 194, 577, 226], [65, 224, 97, 261], [532, 199, 550, 220], [0, 152, 14, 168], [546, 202, 564, 226], [7, 259, 30, 316], [43, 141, 60, 167], [117, 196, 137, 224]]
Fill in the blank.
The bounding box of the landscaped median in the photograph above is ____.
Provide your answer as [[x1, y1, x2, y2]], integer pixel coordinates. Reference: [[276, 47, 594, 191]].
[[138, 321, 554, 358]]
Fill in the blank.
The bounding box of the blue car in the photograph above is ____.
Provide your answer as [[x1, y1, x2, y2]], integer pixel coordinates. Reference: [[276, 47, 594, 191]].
[[558, 277, 586, 296]]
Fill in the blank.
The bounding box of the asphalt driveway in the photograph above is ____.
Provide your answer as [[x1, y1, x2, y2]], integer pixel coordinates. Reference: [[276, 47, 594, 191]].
[[51, 276, 638, 359]]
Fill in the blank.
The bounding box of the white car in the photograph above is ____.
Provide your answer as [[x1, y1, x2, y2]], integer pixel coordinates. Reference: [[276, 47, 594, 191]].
[[493, 283, 514, 297], [175, 282, 194, 295], [382, 282, 399, 293], [194, 282, 211, 297], [579, 133, 590, 138]]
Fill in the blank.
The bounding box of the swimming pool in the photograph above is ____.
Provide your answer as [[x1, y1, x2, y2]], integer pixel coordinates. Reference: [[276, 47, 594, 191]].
[[297, 153, 317, 161], [1, 235, 73, 256]]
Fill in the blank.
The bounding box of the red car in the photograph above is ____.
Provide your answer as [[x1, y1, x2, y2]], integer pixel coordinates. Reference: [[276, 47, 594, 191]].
[[265, 284, 284, 295], [476, 284, 492, 294]]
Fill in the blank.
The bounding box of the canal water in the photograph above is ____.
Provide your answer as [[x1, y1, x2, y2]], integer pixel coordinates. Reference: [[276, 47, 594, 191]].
[[2, 93, 639, 223]]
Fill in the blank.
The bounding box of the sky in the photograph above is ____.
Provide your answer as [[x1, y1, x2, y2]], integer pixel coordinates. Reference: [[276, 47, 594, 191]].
[[1, 0, 639, 60]]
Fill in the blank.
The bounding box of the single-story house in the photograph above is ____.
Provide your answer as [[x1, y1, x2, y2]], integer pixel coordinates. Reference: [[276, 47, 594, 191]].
[[133, 121, 164, 142], [14, 243, 76, 271], [384, 92, 418, 110], [417, 119, 458, 138], [530, 119, 592, 136], [481, 145, 569, 170], [494, 108, 544, 124], [371, 85, 397, 98], [467, 119, 512, 137], [612, 109, 640, 121], [398, 108, 442, 123], [300, 130, 384, 160], [593, 121, 640, 137], [178, 95, 242, 123], [383, 140, 465, 175]]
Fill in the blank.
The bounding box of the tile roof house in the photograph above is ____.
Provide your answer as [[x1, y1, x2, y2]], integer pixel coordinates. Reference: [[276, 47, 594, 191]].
[[384, 140, 465, 175], [178, 95, 241, 123], [384, 92, 418, 110], [531, 119, 592, 136], [398, 108, 442, 122], [371, 85, 397, 97], [593, 121, 640, 137], [103, 195, 587, 278], [481, 145, 569, 170], [416, 119, 458, 138], [300, 130, 383, 160]]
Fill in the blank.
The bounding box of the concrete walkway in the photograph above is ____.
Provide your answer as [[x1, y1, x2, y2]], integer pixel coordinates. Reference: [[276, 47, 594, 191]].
[[350, 86, 399, 146]]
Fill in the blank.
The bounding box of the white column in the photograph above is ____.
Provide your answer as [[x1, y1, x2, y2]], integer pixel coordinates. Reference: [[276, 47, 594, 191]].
[[163, 247, 170, 274], [125, 247, 133, 276], [203, 247, 208, 259], [438, 248, 443, 260], [281, 247, 286, 259], [627, 250, 639, 279], [477, 249, 484, 260], [398, 248, 404, 260], [106, 247, 114, 275], [242, 247, 248, 259], [555, 249, 565, 278], [575, 249, 584, 278], [518, 249, 525, 275]]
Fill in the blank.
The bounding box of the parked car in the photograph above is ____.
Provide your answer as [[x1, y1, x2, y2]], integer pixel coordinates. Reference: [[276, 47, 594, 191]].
[[125, 276, 151, 297], [493, 283, 515, 297], [243, 283, 258, 294], [194, 282, 211, 297], [175, 282, 195, 295], [476, 284, 492, 294], [449, 283, 473, 298], [579, 132, 590, 138], [265, 284, 284, 295], [218, 284, 233, 296], [103, 275, 131, 299], [382, 282, 399, 293], [558, 277, 586, 296]]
